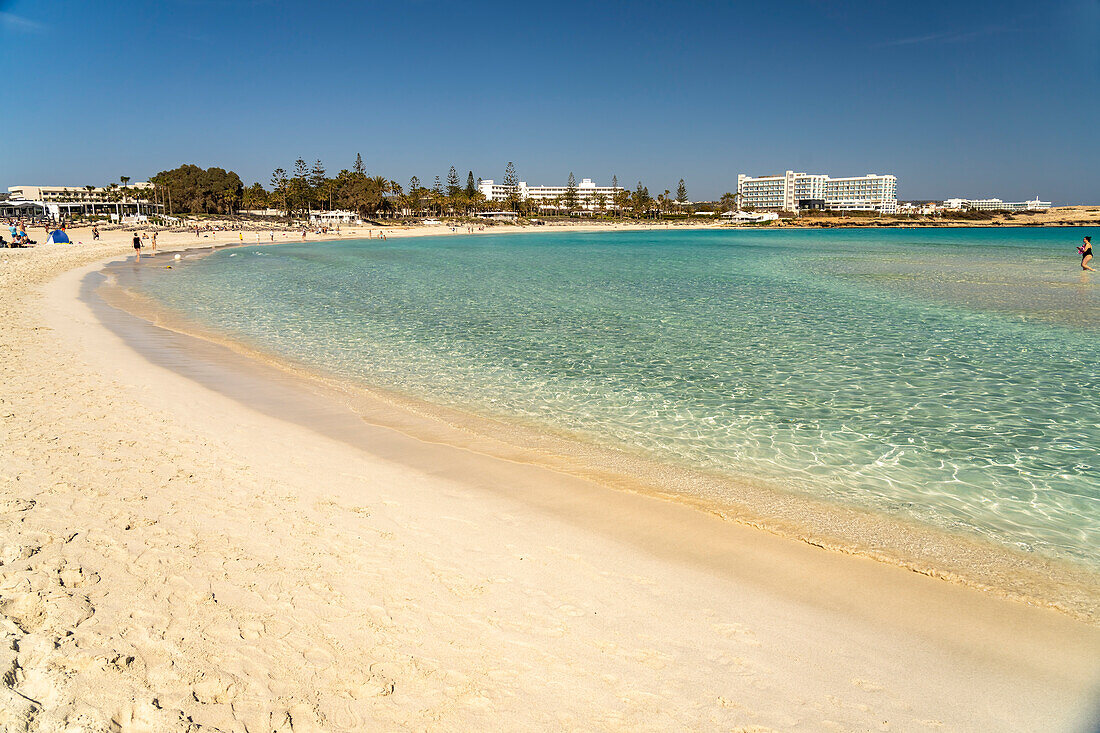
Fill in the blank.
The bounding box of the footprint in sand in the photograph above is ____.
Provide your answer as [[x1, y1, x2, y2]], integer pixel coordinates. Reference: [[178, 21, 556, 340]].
[[238, 618, 265, 640], [192, 672, 238, 704], [58, 565, 98, 588], [632, 647, 674, 670], [340, 668, 395, 699], [0, 687, 39, 730], [110, 699, 163, 732], [712, 622, 761, 646], [0, 498, 35, 513], [1, 592, 48, 633], [0, 542, 41, 566]]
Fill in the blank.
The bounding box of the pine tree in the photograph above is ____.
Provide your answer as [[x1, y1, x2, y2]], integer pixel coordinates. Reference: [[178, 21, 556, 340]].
[[446, 166, 460, 198], [633, 182, 652, 217], [290, 159, 310, 215], [564, 172, 578, 211], [676, 179, 688, 204], [611, 174, 618, 189], [310, 160, 327, 210], [466, 171, 476, 196], [503, 162, 520, 212], [432, 176, 443, 215], [353, 153, 366, 176], [271, 168, 289, 215], [408, 176, 421, 214]]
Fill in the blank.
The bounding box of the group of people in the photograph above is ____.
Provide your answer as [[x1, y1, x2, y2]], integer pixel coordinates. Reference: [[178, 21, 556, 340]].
[[4, 219, 36, 246], [131, 230, 158, 260]]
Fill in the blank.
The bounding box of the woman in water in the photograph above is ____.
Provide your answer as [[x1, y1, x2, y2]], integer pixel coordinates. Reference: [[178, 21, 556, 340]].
[[1082, 236, 1094, 271]]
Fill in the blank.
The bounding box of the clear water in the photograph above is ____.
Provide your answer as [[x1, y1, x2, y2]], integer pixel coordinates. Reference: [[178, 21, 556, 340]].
[[135, 228, 1100, 566]]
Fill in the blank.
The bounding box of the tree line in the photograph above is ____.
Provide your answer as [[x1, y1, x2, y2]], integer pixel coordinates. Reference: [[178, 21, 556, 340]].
[[147, 156, 701, 218]]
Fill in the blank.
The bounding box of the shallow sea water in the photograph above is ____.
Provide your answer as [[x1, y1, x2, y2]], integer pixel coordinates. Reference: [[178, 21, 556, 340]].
[[135, 228, 1100, 566]]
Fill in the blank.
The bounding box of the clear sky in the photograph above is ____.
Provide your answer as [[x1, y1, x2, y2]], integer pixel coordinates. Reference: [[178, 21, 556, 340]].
[[2, 0, 1098, 202]]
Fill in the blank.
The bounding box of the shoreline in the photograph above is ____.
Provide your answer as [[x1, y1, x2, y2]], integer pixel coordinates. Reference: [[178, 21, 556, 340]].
[[97, 246, 1100, 624], [3, 227, 1100, 729]]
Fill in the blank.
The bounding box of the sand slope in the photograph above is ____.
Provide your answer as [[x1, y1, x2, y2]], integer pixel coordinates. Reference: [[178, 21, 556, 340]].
[[1, 229, 1099, 732]]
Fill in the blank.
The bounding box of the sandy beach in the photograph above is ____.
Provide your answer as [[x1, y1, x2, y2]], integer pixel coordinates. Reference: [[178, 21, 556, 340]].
[[2, 224, 1099, 731]]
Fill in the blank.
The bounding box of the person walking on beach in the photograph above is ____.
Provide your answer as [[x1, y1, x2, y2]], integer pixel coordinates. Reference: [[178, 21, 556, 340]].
[[132, 232, 143, 261], [92, 225, 100, 241], [151, 231, 158, 253], [1081, 236, 1094, 271]]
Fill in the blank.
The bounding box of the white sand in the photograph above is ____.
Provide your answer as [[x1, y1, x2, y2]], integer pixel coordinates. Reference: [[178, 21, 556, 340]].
[[1, 225, 1098, 731]]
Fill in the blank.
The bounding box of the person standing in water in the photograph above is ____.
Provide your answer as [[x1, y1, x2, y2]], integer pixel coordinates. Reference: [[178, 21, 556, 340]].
[[132, 232, 143, 261], [151, 231, 158, 253], [1081, 236, 1094, 271]]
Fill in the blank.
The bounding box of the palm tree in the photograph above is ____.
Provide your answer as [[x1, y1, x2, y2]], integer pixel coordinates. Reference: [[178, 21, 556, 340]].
[[370, 176, 391, 217]]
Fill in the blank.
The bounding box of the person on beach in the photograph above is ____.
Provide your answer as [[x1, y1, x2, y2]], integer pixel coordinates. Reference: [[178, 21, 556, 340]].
[[1081, 236, 1094, 271], [151, 231, 158, 252], [92, 225, 100, 241], [132, 232, 143, 261]]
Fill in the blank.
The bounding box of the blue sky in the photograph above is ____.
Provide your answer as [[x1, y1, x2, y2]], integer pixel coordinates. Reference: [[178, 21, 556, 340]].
[[2, 0, 1098, 202]]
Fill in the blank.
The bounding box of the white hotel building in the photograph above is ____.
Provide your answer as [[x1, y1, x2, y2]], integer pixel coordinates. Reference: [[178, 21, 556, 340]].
[[4, 183, 161, 220], [736, 171, 898, 214], [943, 197, 1051, 212], [478, 178, 624, 210]]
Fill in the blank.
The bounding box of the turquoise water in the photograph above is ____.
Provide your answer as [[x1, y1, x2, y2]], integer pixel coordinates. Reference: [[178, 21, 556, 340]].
[[134, 228, 1100, 566]]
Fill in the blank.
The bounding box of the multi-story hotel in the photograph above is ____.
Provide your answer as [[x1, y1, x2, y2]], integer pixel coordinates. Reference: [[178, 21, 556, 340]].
[[8, 183, 154, 203], [478, 178, 624, 210], [736, 171, 898, 214], [5, 183, 160, 220]]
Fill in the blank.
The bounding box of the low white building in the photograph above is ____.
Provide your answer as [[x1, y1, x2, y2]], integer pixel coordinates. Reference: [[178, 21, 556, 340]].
[[736, 171, 898, 214], [897, 202, 942, 215], [943, 197, 1051, 212], [720, 211, 779, 223], [473, 210, 519, 221], [478, 178, 624, 211], [309, 209, 361, 225]]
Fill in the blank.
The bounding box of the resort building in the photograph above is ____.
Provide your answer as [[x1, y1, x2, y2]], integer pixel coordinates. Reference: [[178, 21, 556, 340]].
[[5, 183, 162, 220], [736, 171, 898, 214], [478, 178, 624, 211], [897, 202, 942, 215], [720, 211, 780, 223], [943, 197, 1051, 212], [309, 209, 361, 225]]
